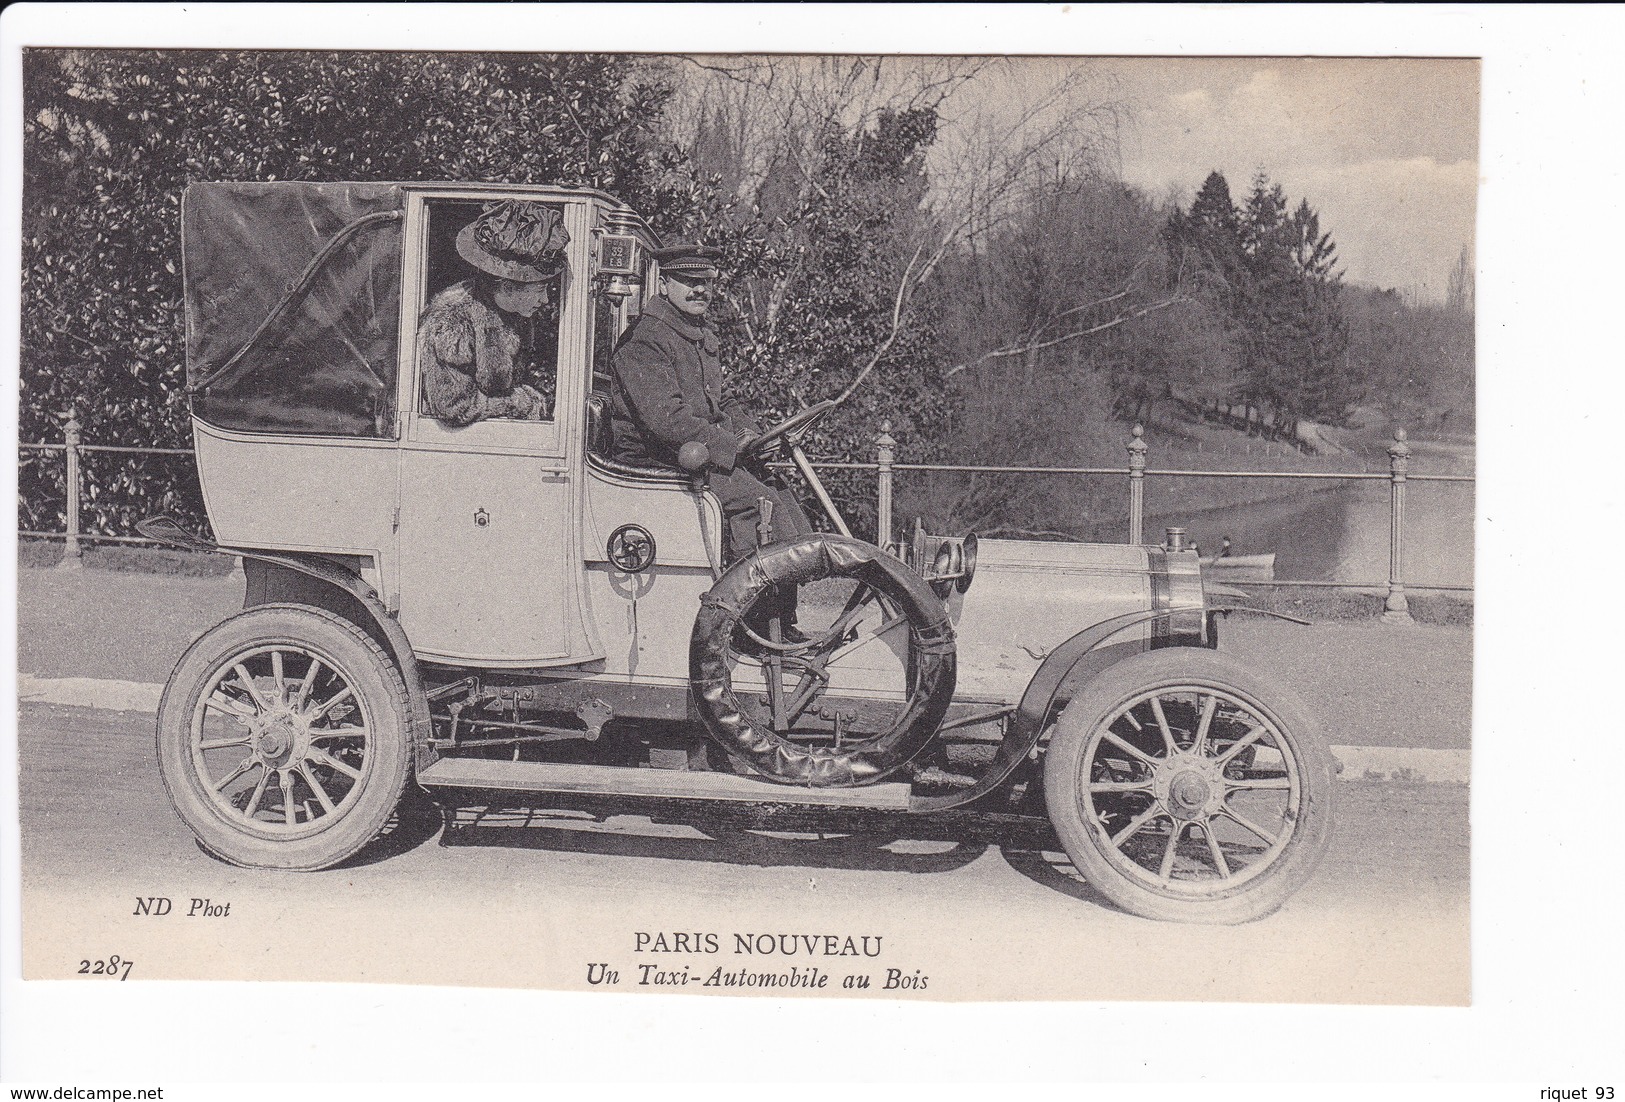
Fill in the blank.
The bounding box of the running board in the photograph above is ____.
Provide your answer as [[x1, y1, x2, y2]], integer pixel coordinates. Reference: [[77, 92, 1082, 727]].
[[417, 757, 913, 810]]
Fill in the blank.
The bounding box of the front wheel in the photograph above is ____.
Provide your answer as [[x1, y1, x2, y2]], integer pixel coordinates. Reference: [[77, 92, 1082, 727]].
[[1043, 649, 1335, 924], [155, 604, 414, 870]]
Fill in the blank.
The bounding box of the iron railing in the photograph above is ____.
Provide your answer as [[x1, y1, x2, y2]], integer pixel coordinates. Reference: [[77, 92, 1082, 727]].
[[20, 410, 1473, 624]]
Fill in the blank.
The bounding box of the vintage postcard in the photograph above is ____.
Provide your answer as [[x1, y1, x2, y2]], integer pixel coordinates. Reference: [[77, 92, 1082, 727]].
[[31, 5, 1622, 1089], [11, 42, 1476, 1004]]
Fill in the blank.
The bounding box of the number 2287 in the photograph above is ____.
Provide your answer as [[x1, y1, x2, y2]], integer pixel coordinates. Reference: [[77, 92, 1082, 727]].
[[78, 956, 133, 980]]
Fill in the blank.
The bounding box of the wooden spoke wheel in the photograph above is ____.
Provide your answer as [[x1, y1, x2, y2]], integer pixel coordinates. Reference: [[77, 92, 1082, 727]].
[[1043, 649, 1335, 924], [156, 605, 413, 870]]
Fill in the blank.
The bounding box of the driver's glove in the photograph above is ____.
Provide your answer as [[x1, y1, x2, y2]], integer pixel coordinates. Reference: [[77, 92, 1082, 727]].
[[743, 433, 785, 471]]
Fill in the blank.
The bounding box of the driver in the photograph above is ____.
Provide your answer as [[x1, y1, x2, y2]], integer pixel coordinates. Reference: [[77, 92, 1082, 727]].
[[608, 243, 813, 563]]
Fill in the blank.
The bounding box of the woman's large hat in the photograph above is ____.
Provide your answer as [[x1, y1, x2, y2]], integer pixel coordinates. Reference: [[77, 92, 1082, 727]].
[[456, 200, 571, 281]]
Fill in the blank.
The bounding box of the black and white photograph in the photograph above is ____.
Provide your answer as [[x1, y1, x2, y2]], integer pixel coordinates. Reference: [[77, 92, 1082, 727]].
[[2, 2, 1620, 1091]]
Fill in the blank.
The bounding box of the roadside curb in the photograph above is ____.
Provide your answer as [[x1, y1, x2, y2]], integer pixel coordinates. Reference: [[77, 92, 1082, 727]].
[[1329, 745, 1469, 785], [17, 674, 1471, 785], [20, 673, 164, 713]]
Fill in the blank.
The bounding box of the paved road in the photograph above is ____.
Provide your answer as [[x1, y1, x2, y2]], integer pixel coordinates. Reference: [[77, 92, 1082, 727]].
[[18, 701, 1468, 1004]]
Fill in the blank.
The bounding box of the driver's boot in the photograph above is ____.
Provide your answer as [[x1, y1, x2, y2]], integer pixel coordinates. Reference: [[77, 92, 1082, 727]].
[[762, 583, 809, 646]]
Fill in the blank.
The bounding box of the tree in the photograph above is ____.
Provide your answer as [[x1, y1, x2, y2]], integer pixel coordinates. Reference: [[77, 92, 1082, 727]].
[[657, 61, 978, 506], [1345, 285, 1474, 431], [1176, 170, 1246, 298], [1161, 171, 1251, 418], [711, 104, 959, 535], [1160, 170, 1357, 439], [1276, 197, 1357, 427], [656, 56, 1128, 536]]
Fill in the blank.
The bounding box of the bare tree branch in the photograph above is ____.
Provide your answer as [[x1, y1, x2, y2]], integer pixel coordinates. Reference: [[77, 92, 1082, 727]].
[[836, 241, 925, 405], [944, 295, 1190, 379]]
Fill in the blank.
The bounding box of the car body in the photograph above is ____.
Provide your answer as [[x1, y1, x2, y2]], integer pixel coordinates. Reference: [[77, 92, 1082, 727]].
[[143, 180, 1335, 924]]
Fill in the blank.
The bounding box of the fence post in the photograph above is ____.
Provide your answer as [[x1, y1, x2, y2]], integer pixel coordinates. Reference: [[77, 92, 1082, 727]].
[[1382, 427, 1412, 624], [1127, 423, 1147, 545], [57, 407, 84, 570], [875, 419, 895, 551]]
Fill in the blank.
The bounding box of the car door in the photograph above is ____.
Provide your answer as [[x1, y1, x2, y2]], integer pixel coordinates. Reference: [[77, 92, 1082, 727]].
[[391, 191, 600, 667]]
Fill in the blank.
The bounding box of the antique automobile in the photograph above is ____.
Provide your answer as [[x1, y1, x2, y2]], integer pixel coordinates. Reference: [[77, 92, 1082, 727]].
[[141, 180, 1335, 925]]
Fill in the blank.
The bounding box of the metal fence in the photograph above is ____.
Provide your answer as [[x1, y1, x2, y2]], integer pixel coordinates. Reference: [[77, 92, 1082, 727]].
[[20, 411, 1473, 624], [870, 421, 1473, 624]]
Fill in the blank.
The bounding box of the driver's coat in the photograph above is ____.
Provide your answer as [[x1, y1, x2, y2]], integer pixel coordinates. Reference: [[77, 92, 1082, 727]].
[[609, 294, 812, 560], [608, 295, 754, 471]]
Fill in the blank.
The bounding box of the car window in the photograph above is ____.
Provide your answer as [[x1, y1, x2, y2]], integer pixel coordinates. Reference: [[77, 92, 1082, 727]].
[[418, 199, 566, 424], [185, 182, 404, 438]]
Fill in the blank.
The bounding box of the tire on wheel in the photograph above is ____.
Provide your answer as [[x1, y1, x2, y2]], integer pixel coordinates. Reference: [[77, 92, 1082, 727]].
[[690, 534, 956, 787], [155, 603, 414, 870], [1042, 648, 1335, 924]]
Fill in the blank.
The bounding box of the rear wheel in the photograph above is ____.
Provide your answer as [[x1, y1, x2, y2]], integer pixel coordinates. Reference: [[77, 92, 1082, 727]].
[[156, 604, 413, 870], [1043, 649, 1335, 923]]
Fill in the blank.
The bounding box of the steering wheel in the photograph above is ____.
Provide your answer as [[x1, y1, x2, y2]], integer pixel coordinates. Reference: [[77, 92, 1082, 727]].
[[737, 399, 839, 460]]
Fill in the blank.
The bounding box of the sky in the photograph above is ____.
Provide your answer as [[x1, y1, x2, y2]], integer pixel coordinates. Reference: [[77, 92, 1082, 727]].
[[912, 56, 1478, 302], [1096, 57, 1480, 301]]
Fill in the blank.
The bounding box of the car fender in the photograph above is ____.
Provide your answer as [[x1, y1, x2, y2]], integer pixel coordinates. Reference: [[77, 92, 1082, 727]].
[[1017, 603, 1308, 743], [136, 517, 435, 772], [910, 604, 1308, 813]]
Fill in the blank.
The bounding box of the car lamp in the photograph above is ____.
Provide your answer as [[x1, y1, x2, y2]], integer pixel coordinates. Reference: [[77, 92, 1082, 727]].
[[597, 233, 642, 301]]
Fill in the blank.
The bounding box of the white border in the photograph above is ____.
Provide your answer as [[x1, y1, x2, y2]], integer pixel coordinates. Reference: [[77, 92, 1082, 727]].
[[5, 1, 1624, 1088]]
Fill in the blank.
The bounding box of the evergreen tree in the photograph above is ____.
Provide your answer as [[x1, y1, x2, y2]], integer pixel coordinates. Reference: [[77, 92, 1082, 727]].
[[1189, 170, 1240, 238], [1283, 198, 1356, 423], [1232, 173, 1294, 428], [1233, 172, 1353, 432], [1162, 169, 1355, 435], [1169, 170, 1246, 289]]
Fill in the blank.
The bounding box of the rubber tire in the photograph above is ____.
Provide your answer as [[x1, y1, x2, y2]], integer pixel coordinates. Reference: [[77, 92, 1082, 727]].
[[1042, 648, 1335, 924], [156, 604, 413, 871], [690, 534, 957, 787]]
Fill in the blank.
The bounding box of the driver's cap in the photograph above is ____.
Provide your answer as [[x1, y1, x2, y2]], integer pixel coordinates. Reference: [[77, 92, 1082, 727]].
[[655, 244, 723, 279]]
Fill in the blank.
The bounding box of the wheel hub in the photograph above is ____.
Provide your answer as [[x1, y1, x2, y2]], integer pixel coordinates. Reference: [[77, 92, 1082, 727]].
[[1153, 752, 1225, 821], [1168, 772, 1210, 817], [250, 710, 306, 769], [255, 727, 289, 757]]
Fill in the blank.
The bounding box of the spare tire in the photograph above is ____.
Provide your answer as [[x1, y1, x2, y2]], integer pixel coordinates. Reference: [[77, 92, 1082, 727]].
[[690, 534, 957, 787]]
